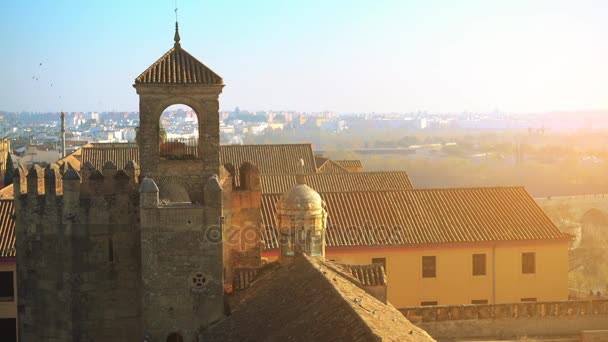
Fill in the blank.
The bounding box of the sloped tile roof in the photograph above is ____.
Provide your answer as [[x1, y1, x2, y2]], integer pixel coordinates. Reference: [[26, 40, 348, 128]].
[[0, 200, 15, 257], [201, 255, 434, 342], [335, 160, 364, 169], [221, 144, 317, 177], [317, 159, 350, 173], [260, 172, 413, 194], [339, 263, 387, 286], [0, 184, 13, 200], [261, 187, 571, 249], [80, 144, 139, 170], [78, 144, 318, 181], [135, 46, 223, 85]]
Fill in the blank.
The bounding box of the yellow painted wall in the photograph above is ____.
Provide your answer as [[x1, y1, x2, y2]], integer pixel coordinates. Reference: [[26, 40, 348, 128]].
[[263, 241, 569, 308]]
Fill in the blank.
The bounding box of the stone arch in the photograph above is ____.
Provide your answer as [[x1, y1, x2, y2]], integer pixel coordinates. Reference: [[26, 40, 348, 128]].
[[158, 177, 191, 203], [580, 208, 608, 247], [158, 103, 202, 160]]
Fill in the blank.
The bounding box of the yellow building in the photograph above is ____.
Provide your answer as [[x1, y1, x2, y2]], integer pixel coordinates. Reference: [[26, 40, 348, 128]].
[[261, 187, 572, 308]]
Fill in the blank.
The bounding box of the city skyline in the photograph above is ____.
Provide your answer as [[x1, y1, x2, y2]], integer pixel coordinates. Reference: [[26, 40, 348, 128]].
[[1, 0, 607, 114]]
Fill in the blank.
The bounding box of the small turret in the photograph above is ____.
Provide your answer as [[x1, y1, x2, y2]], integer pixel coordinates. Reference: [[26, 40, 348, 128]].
[[139, 177, 159, 208], [275, 173, 327, 263]]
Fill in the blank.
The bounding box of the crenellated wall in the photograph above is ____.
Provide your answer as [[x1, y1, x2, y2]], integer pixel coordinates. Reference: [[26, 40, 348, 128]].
[[14, 161, 142, 342], [401, 299, 608, 340]]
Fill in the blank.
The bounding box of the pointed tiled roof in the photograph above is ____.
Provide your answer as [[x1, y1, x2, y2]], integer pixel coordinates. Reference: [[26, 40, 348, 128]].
[[201, 256, 434, 341], [135, 45, 223, 85]]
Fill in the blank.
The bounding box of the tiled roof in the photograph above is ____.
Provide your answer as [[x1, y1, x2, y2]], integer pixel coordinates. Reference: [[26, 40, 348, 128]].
[[135, 46, 223, 85], [260, 172, 413, 194], [335, 160, 364, 168], [221, 144, 317, 182], [80, 144, 139, 170], [0, 200, 15, 257], [201, 256, 434, 342], [0, 184, 13, 200], [317, 159, 350, 173], [261, 187, 571, 249], [78, 144, 318, 180], [339, 263, 387, 286]]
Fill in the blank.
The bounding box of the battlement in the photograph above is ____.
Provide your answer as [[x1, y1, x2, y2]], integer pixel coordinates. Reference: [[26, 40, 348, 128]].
[[14, 160, 141, 198]]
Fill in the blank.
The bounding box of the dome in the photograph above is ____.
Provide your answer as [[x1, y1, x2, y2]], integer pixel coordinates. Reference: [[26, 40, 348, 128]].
[[278, 183, 323, 211]]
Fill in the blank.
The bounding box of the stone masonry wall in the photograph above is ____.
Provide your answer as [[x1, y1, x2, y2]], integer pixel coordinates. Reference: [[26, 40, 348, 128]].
[[401, 299, 608, 340], [14, 163, 142, 342], [139, 175, 224, 342]]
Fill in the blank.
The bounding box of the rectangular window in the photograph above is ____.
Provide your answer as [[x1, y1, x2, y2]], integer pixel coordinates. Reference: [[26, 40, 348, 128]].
[[472, 254, 487, 276], [372, 257, 387, 274], [420, 301, 438, 306], [0, 271, 14, 302], [422, 256, 436, 278], [522, 252, 536, 274], [521, 297, 537, 302], [471, 299, 488, 304]]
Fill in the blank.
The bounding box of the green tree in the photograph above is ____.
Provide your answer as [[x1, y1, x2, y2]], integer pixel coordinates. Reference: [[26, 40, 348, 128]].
[[4, 151, 14, 186]]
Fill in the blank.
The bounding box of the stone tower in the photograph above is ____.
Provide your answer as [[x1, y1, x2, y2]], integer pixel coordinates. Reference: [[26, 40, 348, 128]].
[[275, 174, 327, 263], [133, 22, 225, 340], [133, 22, 224, 204], [14, 23, 227, 342]]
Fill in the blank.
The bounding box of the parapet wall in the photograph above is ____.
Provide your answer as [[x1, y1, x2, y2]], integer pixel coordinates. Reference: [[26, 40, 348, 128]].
[[401, 300, 608, 340], [14, 161, 143, 342]]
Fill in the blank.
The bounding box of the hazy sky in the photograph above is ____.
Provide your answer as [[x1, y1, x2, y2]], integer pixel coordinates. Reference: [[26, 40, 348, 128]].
[[1, 0, 606, 113]]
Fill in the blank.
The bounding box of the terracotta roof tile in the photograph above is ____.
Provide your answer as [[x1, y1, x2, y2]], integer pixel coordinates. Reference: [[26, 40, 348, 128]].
[[335, 160, 364, 169], [135, 46, 223, 85], [79, 144, 318, 182], [201, 256, 434, 341], [338, 263, 387, 286], [317, 159, 350, 173], [80, 144, 139, 170], [0, 200, 15, 258], [261, 172, 413, 194], [261, 187, 571, 249]]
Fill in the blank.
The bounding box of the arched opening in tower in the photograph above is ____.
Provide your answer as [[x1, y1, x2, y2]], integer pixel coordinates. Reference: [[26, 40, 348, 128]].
[[158, 104, 199, 160]]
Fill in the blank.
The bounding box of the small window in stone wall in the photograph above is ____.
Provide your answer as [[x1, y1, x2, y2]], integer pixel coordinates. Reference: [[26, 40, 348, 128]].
[[191, 272, 207, 291], [521, 297, 537, 302], [471, 299, 488, 304], [166, 332, 184, 342], [108, 238, 114, 263], [0, 271, 14, 302]]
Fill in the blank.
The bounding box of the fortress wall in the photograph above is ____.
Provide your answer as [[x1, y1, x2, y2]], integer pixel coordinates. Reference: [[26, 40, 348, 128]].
[[401, 299, 608, 340]]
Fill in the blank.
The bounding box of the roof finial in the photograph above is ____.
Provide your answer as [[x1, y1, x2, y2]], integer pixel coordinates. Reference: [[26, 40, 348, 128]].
[[296, 158, 306, 184], [174, 4, 181, 48]]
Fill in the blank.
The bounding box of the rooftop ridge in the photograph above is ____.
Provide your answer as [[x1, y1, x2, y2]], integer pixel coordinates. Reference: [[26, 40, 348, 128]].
[[263, 186, 528, 196]]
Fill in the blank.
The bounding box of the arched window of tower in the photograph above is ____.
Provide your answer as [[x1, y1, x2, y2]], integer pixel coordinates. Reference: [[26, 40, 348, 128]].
[[166, 332, 184, 342], [159, 104, 199, 160]]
